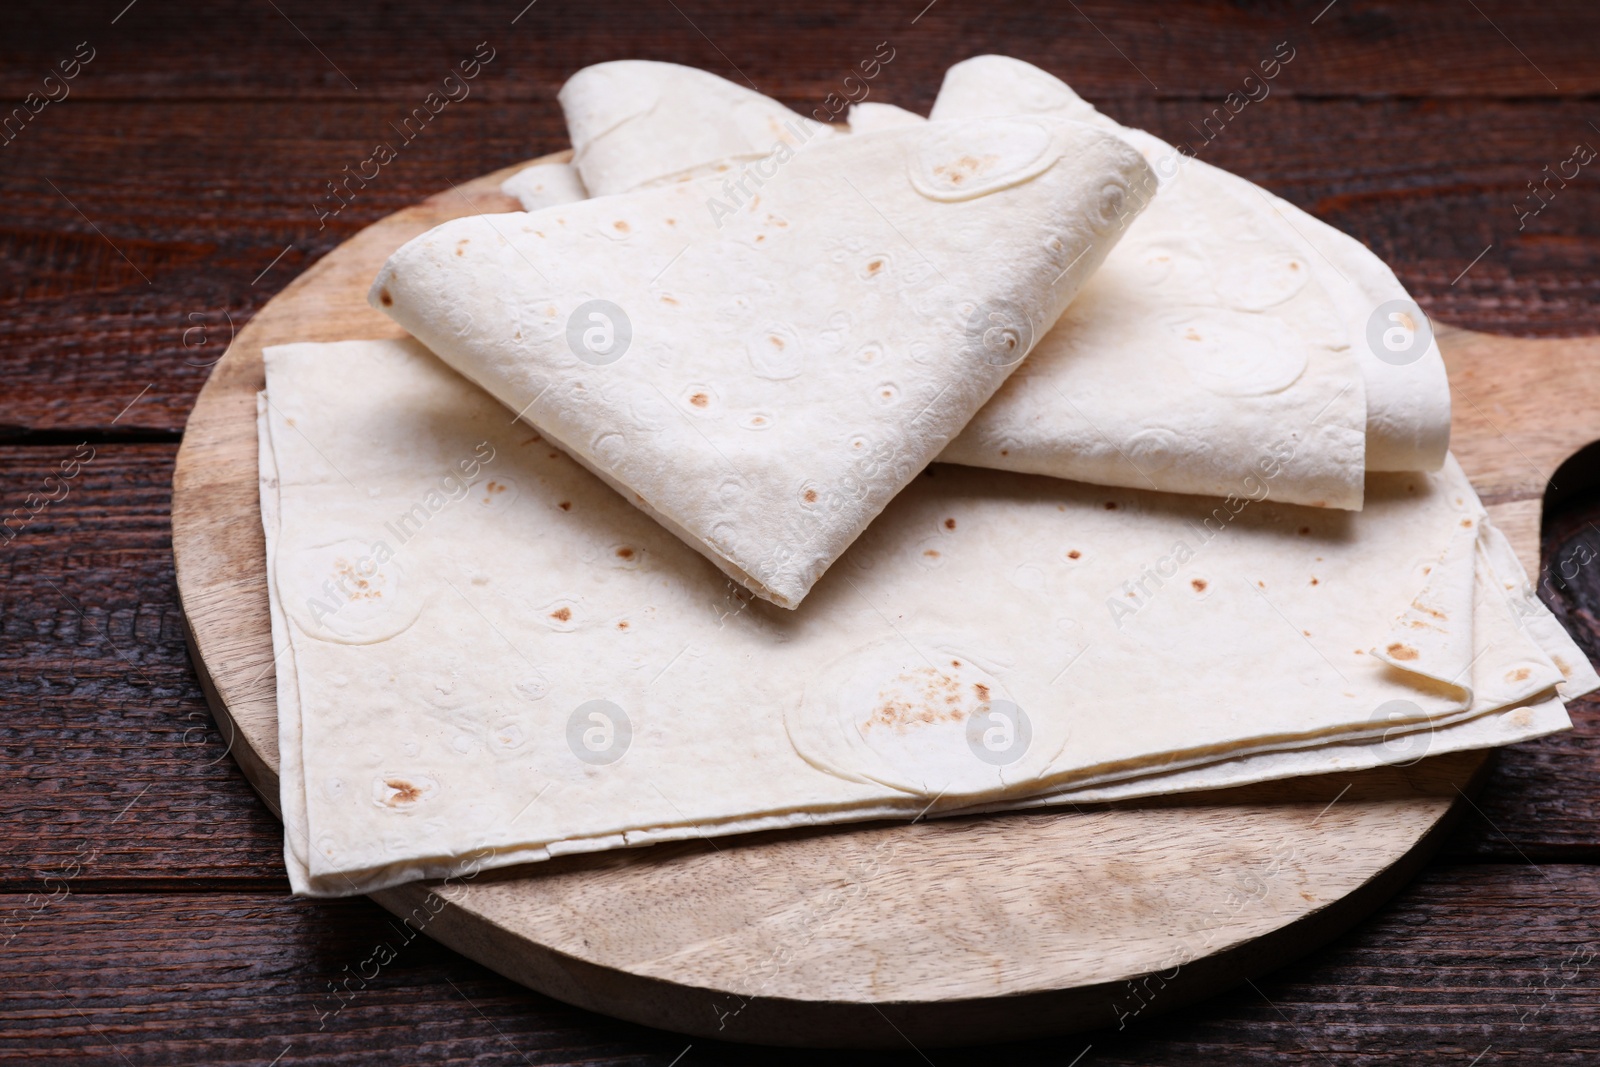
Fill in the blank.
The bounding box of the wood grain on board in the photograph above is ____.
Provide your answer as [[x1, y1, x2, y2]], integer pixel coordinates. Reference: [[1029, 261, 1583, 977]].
[[4, 865, 1599, 1065]]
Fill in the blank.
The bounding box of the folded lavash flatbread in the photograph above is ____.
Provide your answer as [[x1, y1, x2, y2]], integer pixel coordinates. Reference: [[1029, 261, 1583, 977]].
[[558, 60, 837, 197], [928, 55, 1451, 491], [261, 339, 1589, 896], [544, 57, 1451, 508], [372, 116, 1154, 607], [499, 160, 586, 211]]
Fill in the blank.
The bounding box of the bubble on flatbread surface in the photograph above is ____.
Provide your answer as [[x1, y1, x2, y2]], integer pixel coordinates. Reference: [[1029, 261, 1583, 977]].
[[826, 642, 1027, 794], [280, 537, 424, 645], [514, 673, 551, 701], [909, 118, 1056, 201], [1213, 252, 1310, 311], [1086, 179, 1132, 235], [954, 297, 1036, 368], [1125, 428, 1184, 474], [472, 476, 519, 512], [747, 322, 805, 380], [592, 432, 627, 466], [1172, 308, 1310, 397]]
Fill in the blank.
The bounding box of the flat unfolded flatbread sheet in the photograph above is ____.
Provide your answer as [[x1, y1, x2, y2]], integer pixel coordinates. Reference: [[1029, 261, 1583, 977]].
[[262, 339, 1591, 896], [373, 116, 1153, 607], [550, 57, 1453, 507]]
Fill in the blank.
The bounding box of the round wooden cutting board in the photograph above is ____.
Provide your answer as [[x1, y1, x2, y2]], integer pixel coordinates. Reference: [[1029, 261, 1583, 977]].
[[170, 152, 1600, 1048]]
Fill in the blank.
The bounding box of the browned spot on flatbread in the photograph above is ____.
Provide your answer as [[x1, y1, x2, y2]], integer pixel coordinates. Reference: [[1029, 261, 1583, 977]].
[[1298, 526, 1311, 536], [558, 501, 571, 511], [1104, 501, 1118, 510], [383, 780, 422, 806], [1310, 577, 1319, 586], [864, 667, 974, 732], [974, 683, 990, 701], [1506, 667, 1531, 682], [1555, 656, 1573, 678], [617, 621, 629, 630], [1461, 518, 1473, 528], [613, 220, 630, 232], [867, 259, 884, 275], [804, 489, 817, 503], [1068, 549, 1081, 559], [551, 606, 572, 622], [661, 295, 679, 305], [1386, 642, 1419, 661], [944, 518, 956, 530], [924, 549, 940, 559], [615, 546, 635, 560], [689, 392, 709, 408], [1191, 578, 1207, 592], [330, 557, 381, 601], [932, 154, 999, 187], [378, 288, 393, 306]]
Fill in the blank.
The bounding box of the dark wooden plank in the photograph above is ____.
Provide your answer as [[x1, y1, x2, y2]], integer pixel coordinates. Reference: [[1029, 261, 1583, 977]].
[[0, 444, 287, 886], [1, 0, 1596, 101], [2, 94, 1597, 436], [2, 865, 1597, 1063], [4, 443, 1600, 885]]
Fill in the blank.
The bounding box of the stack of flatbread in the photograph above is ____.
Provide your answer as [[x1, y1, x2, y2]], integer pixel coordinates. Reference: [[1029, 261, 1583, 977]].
[[258, 57, 1595, 896]]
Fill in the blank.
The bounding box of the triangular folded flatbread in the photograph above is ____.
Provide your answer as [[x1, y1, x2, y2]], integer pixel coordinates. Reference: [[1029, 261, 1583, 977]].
[[373, 116, 1154, 606], [548, 58, 1454, 508]]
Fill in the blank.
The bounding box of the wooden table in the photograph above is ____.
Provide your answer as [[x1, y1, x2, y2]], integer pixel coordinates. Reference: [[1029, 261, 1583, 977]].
[[4, 1, 1599, 1061]]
